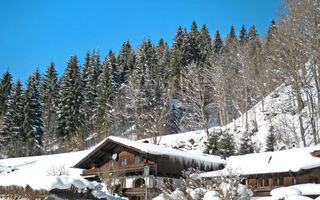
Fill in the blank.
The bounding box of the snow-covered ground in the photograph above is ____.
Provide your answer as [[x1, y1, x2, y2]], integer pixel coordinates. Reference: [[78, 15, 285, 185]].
[[140, 82, 319, 155], [257, 183, 320, 200], [0, 149, 126, 199]]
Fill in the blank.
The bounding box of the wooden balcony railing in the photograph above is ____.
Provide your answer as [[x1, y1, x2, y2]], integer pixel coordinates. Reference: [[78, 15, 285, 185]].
[[82, 163, 157, 177], [122, 187, 160, 197]]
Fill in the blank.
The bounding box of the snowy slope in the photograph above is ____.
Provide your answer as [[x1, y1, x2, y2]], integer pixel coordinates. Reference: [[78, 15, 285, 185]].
[[142, 82, 319, 154]]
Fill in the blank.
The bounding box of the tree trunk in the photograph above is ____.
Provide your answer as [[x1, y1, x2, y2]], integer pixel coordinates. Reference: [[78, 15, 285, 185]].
[[245, 83, 249, 132], [219, 106, 224, 126], [295, 85, 306, 147]]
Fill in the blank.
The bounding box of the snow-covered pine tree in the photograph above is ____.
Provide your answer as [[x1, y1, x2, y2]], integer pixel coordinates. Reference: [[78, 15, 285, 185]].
[[155, 38, 170, 88], [156, 38, 181, 135], [239, 132, 254, 155], [199, 24, 212, 67], [57, 55, 84, 146], [83, 49, 102, 138], [213, 29, 223, 56], [95, 53, 114, 139], [22, 69, 43, 156], [219, 133, 236, 158], [107, 50, 120, 90], [239, 25, 248, 46], [170, 25, 188, 98], [117, 40, 135, 85], [0, 80, 24, 157], [41, 62, 59, 152], [266, 125, 277, 152], [132, 39, 158, 139], [0, 70, 13, 118], [166, 104, 181, 134], [187, 21, 200, 64], [204, 133, 220, 155]]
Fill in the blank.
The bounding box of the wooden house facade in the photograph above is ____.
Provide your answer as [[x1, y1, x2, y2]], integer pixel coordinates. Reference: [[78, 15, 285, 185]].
[[245, 166, 320, 197], [74, 136, 225, 200]]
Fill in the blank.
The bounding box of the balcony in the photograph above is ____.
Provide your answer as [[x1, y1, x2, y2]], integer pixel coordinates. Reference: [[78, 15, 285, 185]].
[[122, 187, 160, 198], [82, 163, 157, 177]]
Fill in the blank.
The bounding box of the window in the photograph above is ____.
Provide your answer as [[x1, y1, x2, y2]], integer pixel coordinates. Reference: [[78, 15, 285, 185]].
[[310, 177, 318, 184], [110, 160, 114, 168], [257, 178, 263, 187], [135, 156, 140, 164], [272, 177, 278, 186], [121, 157, 127, 166], [264, 178, 269, 187], [279, 177, 284, 186]]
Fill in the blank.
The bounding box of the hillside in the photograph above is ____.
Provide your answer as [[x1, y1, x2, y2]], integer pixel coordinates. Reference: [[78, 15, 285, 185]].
[[0, 81, 319, 199], [147, 80, 318, 154]]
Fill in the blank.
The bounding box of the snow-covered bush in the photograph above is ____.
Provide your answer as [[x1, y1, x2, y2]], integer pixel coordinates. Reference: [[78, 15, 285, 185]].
[[98, 166, 124, 196], [157, 168, 252, 200], [46, 164, 69, 176]]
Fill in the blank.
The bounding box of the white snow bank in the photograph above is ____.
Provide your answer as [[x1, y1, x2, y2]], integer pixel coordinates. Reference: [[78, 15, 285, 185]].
[[0, 175, 94, 191], [201, 145, 320, 177], [271, 187, 301, 198], [289, 183, 320, 195], [203, 191, 220, 200], [258, 196, 313, 200], [256, 184, 320, 200], [152, 189, 185, 200], [0, 149, 93, 191]]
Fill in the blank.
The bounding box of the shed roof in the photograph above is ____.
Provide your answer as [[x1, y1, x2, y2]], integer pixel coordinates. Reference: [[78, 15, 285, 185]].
[[201, 145, 320, 178]]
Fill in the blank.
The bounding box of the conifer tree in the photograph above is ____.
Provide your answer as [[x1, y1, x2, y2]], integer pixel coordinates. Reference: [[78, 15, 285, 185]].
[[0, 70, 13, 117], [219, 133, 236, 158], [265, 20, 277, 50], [166, 104, 181, 134], [204, 133, 220, 155], [132, 39, 158, 138], [239, 25, 248, 46], [156, 38, 170, 87], [187, 21, 200, 63], [41, 62, 59, 151], [95, 53, 114, 139], [199, 24, 212, 67], [117, 41, 135, 84], [0, 80, 24, 157], [82, 51, 91, 90], [57, 55, 84, 143], [83, 49, 101, 136], [213, 30, 223, 56], [107, 50, 120, 90], [22, 69, 43, 156], [170, 25, 188, 98], [266, 125, 277, 152], [225, 25, 238, 54], [239, 132, 254, 155]]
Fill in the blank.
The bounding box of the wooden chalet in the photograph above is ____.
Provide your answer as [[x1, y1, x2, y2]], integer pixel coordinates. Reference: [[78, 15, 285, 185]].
[[201, 145, 320, 198], [74, 136, 225, 200]]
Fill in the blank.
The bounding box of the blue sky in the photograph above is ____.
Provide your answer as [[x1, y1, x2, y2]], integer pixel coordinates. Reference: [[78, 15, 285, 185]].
[[0, 0, 280, 84]]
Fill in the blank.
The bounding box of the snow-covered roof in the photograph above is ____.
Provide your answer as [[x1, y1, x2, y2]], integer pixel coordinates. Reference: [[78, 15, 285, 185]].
[[201, 145, 320, 177], [75, 136, 226, 169]]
